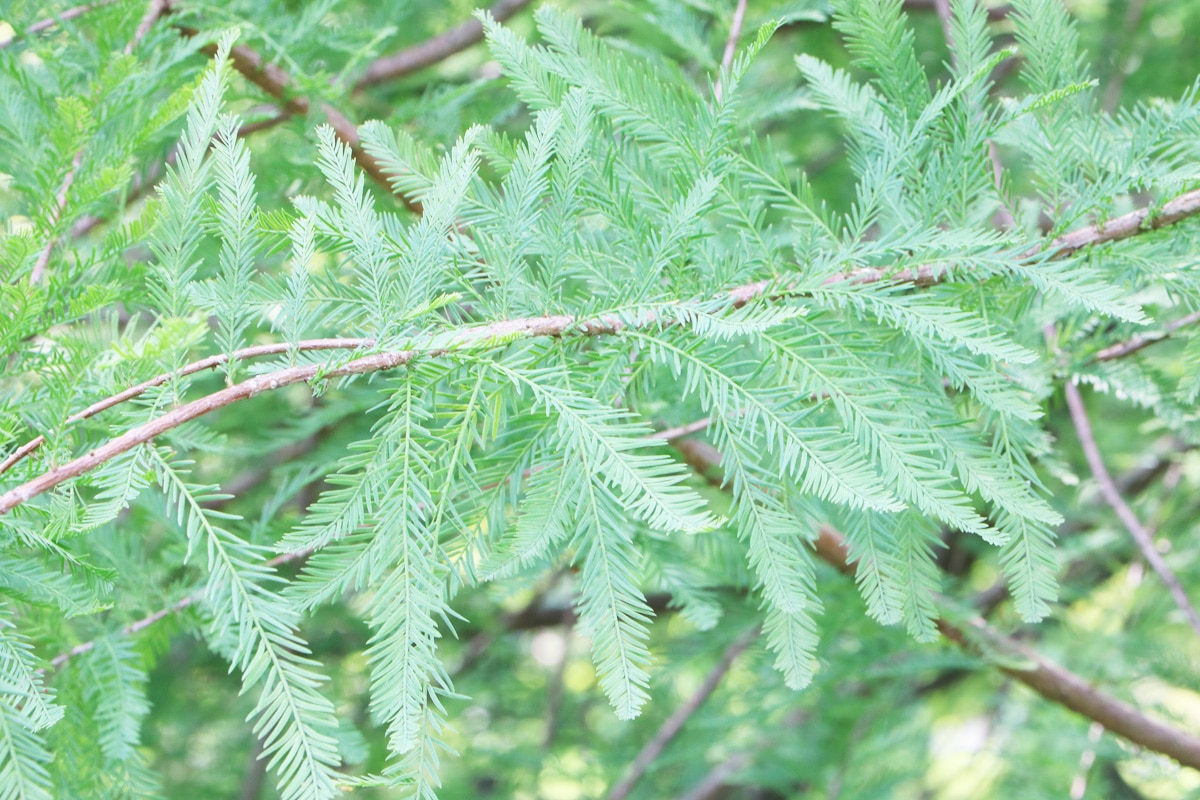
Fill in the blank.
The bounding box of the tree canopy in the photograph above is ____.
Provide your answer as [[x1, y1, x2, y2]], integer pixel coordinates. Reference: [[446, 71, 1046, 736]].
[[1, 0, 1200, 798]]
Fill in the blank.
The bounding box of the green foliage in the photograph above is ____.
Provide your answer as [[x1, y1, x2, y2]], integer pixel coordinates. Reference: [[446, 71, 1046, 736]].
[[1, 1, 1200, 798]]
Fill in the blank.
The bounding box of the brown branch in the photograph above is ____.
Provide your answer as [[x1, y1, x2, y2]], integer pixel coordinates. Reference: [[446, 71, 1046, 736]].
[[0, 338, 375, 477], [0, 438, 46, 478], [1040, 188, 1200, 256], [1093, 309, 1200, 362], [187, 0, 539, 195], [27, 0, 168, 283], [605, 624, 760, 800], [0, 348, 413, 515], [49, 545, 315, 670], [30, 150, 83, 284], [903, 0, 1011, 21], [65, 0, 533, 236], [10, 182, 1200, 493], [676, 751, 750, 800], [829, 521, 1200, 770], [654, 417, 712, 441], [0, 301, 731, 513], [176, 28, 415, 206], [126, 0, 171, 54], [674, 439, 1200, 771], [70, 153, 170, 239], [49, 593, 197, 669], [0, 0, 121, 49], [712, 0, 749, 105], [354, 0, 533, 90], [1062, 380, 1200, 637]]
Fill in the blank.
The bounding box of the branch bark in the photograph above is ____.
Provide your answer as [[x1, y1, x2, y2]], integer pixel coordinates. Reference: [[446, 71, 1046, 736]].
[[672, 437, 1200, 772], [0, 0, 121, 49], [606, 625, 760, 800], [832, 525, 1200, 770], [9, 183, 1200, 502], [712, 0, 749, 104], [1093, 309, 1200, 362], [1062, 380, 1200, 636], [177, 29, 413, 205], [354, 0, 533, 90]]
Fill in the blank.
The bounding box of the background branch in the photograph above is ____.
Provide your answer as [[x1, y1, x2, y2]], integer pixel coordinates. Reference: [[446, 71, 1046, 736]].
[[712, 0, 749, 104], [355, 0, 533, 89], [1062, 380, 1200, 636], [605, 625, 760, 800], [671, 437, 1200, 771]]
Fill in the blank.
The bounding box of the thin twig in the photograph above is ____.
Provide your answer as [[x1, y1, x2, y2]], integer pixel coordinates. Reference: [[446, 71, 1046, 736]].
[[0, 0, 121, 49], [30, 150, 83, 284], [28, 0, 168, 284], [1093, 309, 1200, 362], [188, 0, 535, 194], [653, 417, 712, 441], [49, 593, 197, 669], [904, 0, 1011, 20], [64, 0, 529, 233], [676, 752, 750, 800], [851, 525, 1200, 768], [176, 29, 415, 204], [125, 0, 171, 54], [48, 545, 315, 670], [1062, 379, 1200, 637], [0, 438, 46, 478], [0, 338, 375, 477], [355, 0, 533, 90], [605, 625, 761, 800], [70, 153, 170, 238], [713, 0, 749, 104]]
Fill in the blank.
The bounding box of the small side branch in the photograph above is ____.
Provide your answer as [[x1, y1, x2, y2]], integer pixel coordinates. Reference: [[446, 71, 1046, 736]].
[[673, 439, 1200, 772], [126, 0, 172, 54], [0, 338, 375, 477], [1062, 380, 1200, 637], [29, 150, 83, 284], [355, 0, 533, 90], [827, 521, 1200, 770], [0, 0, 121, 49], [28, 0, 168, 284], [713, 0, 749, 104], [605, 625, 760, 800], [1093, 309, 1200, 362], [179, 29, 416, 205]]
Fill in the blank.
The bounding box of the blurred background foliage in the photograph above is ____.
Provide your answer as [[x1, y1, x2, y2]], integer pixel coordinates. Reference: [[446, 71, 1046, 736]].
[[3, 0, 1200, 797]]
